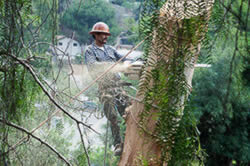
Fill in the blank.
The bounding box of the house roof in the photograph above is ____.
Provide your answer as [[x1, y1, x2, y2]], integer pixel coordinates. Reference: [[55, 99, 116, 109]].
[[56, 35, 66, 41]]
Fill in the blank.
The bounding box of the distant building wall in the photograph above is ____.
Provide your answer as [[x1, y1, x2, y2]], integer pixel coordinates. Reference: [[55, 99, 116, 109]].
[[51, 35, 82, 58]]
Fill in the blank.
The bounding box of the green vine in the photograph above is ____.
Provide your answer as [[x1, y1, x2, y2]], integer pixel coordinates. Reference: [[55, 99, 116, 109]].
[[138, 0, 214, 164]]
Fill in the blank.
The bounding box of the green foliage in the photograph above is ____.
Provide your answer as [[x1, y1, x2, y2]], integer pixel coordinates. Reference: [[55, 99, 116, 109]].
[[30, 54, 53, 75], [0, 64, 41, 164], [74, 54, 84, 64], [121, 0, 141, 13], [29, 0, 59, 52], [5, 91, 75, 166], [74, 145, 119, 166], [188, 0, 250, 164], [242, 56, 250, 86], [9, 127, 74, 166], [139, 1, 162, 60], [168, 105, 207, 165], [136, 154, 150, 166], [0, 63, 41, 121], [123, 18, 140, 45], [89, 147, 119, 166], [191, 42, 250, 165], [72, 146, 88, 166], [138, 0, 213, 164], [0, 0, 63, 165], [60, 0, 121, 44], [200, 0, 249, 64]]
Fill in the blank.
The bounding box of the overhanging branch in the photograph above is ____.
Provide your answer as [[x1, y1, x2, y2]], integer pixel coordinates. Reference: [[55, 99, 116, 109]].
[[1, 52, 99, 135]]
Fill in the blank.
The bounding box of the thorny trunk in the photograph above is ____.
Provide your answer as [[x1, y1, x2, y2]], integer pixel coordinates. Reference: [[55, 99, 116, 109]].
[[119, 1, 214, 165]]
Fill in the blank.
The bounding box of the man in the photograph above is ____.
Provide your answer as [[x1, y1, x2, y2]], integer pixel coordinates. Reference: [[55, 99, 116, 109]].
[[84, 22, 131, 156]]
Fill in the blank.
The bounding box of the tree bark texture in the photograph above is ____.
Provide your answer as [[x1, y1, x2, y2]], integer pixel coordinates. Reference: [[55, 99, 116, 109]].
[[119, 1, 214, 165]]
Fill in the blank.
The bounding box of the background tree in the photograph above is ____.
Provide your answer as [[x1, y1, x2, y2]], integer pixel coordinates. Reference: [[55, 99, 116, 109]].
[[192, 50, 250, 166], [60, 0, 121, 44], [189, 0, 250, 165], [0, 0, 94, 165], [0, 1, 45, 164]]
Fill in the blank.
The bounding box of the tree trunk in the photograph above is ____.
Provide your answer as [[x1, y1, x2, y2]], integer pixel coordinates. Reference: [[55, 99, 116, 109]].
[[119, 54, 197, 166], [119, 1, 214, 165]]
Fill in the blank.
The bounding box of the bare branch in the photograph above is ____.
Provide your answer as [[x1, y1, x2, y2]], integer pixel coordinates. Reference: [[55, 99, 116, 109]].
[[77, 123, 91, 166], [224, 0, 243, 112], [67, 56, 81, 91], [219, 0, 246, 27], [2, 52, 99, 133], [0, 119, 72, 166], [0, 52, 99, 157], [6, 110, 60, 154], [77, 0, 84, 13]]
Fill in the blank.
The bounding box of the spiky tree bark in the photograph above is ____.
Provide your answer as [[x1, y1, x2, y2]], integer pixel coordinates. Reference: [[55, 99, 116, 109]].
[[119, 1, 214, 165]]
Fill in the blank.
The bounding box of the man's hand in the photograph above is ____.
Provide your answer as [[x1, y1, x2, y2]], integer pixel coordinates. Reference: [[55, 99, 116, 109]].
[[89, 61, 143, 80], [124, 61, 143, 80], [109, 61, 132, 73]]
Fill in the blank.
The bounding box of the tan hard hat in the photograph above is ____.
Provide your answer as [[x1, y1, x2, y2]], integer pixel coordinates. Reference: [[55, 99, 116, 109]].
[[89, 22, 111, 36]]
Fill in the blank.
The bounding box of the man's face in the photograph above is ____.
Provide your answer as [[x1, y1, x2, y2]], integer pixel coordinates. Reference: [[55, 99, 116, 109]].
[[94, 32, 109, 46]]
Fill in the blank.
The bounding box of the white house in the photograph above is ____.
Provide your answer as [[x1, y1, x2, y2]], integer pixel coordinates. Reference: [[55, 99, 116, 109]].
[[50, 35, 82, 59]]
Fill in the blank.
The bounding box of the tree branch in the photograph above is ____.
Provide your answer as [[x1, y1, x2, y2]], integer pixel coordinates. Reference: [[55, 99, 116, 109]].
[[224, 0, 243, 111], [0, 119, 72, 166], [77, 123, 91, 166], [0, 52, 100, 155], [219, 0, 246, 27], [2, 52, 99, 134]]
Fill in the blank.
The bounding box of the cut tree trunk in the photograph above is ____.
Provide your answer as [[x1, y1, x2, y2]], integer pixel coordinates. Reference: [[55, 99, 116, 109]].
[[119, 1, 214, 165], [119, 52, 197, 166]]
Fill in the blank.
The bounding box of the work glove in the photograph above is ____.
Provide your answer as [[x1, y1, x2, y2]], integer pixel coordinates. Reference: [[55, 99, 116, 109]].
[[124, 61, 143, 80]]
